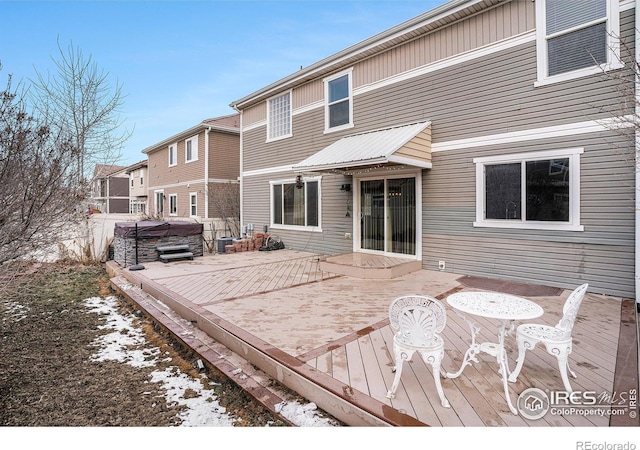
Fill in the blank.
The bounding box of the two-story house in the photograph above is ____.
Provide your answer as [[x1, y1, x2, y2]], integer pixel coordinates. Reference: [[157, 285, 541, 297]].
[[90, 164, 130, 214], [142, 114, 241, 235], [124, 159, 148, 214], [230, 0, 638, 300]]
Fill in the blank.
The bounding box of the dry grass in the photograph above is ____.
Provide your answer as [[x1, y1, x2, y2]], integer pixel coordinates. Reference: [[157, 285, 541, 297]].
[[0, 262, 288, 426]]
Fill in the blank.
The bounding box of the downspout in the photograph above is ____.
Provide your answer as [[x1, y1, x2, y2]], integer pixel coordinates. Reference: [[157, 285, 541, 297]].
[[632, 0, 640, 307], [205, 127, 210, 219], [232, 105, 244, 230]]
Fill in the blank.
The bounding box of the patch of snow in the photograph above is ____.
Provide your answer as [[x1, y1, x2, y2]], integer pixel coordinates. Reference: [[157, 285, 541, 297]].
[[2, 300, 29, 322], [276, 401, 339, 427], [84, 295, 340, 427], [149, 368, 234, 427]]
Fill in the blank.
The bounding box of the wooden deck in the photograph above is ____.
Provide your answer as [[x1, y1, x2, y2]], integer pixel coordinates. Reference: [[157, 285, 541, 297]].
[[110, 250, 639, 427]]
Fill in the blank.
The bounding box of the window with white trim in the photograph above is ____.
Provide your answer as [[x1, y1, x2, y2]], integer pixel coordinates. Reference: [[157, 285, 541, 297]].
[[474, 149, 583, 231], [271, 177, 321, 230], [169, 194, 177, 216], [154, 190, 164, 216], [189, 192, 197, 217], [324, 69, 353, 132], [168, 144, 177, 167], [535, 0, 621, 86], [185, 135, 198, 163], [267, 91, 292, 141]]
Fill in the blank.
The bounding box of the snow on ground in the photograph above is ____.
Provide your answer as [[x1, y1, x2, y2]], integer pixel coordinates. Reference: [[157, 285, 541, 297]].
[[84, 295, 338, 427]]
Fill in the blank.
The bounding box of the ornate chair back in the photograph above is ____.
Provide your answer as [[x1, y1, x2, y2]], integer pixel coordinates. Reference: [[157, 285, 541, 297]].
[[555, 283, 588, 339], [389, 295, 446, 348]]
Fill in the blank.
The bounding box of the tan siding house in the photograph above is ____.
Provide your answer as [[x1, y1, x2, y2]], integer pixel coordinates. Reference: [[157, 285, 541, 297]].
[[142, 114, 240, 233], [231, 0, 638, 300], [125, 160, 148, 214]]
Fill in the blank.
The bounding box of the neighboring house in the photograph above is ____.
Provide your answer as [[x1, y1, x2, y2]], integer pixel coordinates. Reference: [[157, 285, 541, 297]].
[[142, 114, 240, 234], [90, 164, 130, 214], [125, 160, 148, 214], [230, 0, 638, 300]]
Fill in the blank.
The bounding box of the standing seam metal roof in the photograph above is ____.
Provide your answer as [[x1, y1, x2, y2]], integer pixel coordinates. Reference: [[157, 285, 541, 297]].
[[291, 121, 431, 172]]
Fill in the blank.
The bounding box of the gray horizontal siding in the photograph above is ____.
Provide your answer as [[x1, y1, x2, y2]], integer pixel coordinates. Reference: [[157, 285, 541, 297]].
[[423, 129, 635, 298], [240, 8, 637, 299], [242, 172, 353, 256]]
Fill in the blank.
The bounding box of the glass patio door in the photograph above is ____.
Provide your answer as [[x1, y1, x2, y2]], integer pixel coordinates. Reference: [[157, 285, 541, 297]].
[[360, 177, 416, 256]]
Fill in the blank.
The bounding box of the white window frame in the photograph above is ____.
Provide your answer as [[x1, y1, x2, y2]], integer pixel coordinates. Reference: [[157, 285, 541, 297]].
[[168, 143, 177, 167], [185, 135, 199, 163], [189, 192, 198, 218], [267, 90, 292, 142], [269, 175, 322, 232], [154, 190, 165, 216], [473, 148, 584, 231], [324, 68, 354, 134], [535, 0, 622, 87], [168, 193, 178, 216]]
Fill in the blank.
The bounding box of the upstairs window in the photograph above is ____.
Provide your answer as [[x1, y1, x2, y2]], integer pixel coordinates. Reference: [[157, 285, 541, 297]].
[[536, 0, 620, 85], [324, 69, 353, 132], [185, 136, 198, 163], [267, 91, 292, 141], [474, 149, 583, 231], [168, 144, 177, 167]]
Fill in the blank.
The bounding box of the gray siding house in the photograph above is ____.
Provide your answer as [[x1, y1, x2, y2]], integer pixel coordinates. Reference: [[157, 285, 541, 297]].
[[230, 0, 638, 300]]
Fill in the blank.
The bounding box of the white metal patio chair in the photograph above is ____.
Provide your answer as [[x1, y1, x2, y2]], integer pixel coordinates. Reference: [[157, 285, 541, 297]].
[[508, 283, 589, 393], [386, 295, 450, 408]]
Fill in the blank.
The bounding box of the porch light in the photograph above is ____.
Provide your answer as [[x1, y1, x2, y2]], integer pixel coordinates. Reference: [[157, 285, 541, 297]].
[[295, 175, 303, 189]]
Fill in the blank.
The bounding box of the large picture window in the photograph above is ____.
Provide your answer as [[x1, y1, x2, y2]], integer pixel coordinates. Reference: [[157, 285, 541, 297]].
[[267, 91, 292, 141], [271, 177, 321, 230], [324, 69, 353, 132], [536, 0, 620, 85], [474, 149, 583, 231]]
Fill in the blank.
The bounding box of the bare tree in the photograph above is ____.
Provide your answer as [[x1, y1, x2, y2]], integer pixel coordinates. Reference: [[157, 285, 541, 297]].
[[208, 182, 241, 238], [28, 39, 132, 182], [0, 65, 84, 267]]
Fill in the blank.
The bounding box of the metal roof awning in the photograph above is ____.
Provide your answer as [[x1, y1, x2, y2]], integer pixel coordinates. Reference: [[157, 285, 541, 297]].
[[292, 121, 432, 173]]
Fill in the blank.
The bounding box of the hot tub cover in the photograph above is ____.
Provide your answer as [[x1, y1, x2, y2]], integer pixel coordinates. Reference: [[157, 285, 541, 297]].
[[114, 221, 203, 238]]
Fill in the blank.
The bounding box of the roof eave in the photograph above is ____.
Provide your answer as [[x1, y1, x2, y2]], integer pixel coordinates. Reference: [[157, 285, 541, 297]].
[[142, 122, 239, 155], [229, 0, 487, 110]]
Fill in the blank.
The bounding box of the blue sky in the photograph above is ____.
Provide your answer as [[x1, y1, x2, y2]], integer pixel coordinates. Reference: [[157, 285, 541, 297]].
[[1, 0, 446, 166]]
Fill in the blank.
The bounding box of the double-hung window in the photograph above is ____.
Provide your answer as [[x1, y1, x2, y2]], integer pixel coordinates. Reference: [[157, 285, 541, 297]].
[[189, 193, 197, 217], [168, 144, 177, 167], [185, 136, 198, 163], [168, 194, 178, 216], [536, 0, 621, 85], [474, 149, 583, 231], [324, 69, 353, 133], [267, 91, 292, 141], [271, 177, 321, 230]]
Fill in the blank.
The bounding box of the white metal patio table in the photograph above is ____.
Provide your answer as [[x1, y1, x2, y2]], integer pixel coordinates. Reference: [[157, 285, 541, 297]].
[[445, 291, 544, 414]]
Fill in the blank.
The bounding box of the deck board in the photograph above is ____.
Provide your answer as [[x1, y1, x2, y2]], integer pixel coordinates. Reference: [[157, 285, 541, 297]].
[[123, 251, 635, 427]]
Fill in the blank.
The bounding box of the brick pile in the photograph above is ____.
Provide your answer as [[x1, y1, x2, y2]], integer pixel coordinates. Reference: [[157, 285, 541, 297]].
[[224, 232, 267, 254]]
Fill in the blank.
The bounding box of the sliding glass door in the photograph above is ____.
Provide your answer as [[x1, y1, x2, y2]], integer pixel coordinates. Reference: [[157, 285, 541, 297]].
[[360, 177, 416, 256]]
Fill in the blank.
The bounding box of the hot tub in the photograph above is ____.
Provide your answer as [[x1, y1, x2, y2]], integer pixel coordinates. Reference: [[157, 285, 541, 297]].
[[113, 220, 203, 266]]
